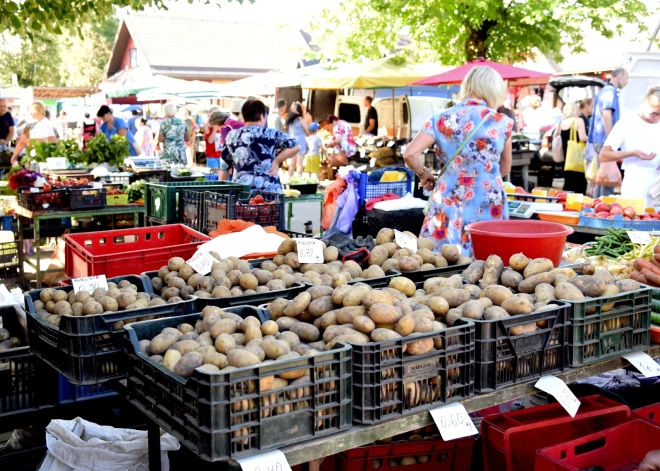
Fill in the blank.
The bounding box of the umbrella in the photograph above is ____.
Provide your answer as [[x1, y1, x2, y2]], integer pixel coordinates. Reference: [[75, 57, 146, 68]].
[[121, 105, 143, 112], [413, 59, 551, 86]]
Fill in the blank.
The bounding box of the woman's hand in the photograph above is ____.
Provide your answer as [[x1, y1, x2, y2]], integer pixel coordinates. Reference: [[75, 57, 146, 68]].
[[634, 150, 657, 160], [420, 169, 436, 191], [268, 160, 280, 177]]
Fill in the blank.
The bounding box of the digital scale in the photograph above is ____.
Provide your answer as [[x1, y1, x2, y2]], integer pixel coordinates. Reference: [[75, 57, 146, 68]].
[[507, 194, 563, 219], [124, 157, 165, 170]]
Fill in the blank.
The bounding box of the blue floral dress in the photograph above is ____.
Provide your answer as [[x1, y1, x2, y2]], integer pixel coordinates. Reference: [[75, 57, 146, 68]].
[[421, 98, 514, 256], [222, 125, 298, 192], [159, 117, 187, 165]]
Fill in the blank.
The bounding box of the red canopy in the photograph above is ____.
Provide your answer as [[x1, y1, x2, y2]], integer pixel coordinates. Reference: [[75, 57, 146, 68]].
[[413, 59, 551, 86]]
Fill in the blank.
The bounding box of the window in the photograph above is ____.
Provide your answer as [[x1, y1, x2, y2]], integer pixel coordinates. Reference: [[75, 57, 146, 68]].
[[338, 103, 361, 124], [129, 48, 137, 68]]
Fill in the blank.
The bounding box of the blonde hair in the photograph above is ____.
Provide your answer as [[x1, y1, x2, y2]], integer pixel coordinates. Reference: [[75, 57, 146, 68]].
[[563, 102, 580, 118], [457, 66, 507, 109], [646, 86, 660, 104], [30, 101, 46, 118], [163, 103, 177, 118]]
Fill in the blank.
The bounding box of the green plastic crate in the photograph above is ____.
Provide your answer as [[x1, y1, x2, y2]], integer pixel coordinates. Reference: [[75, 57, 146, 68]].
[[563, 284, 651, 367], [145, 181, 249, 221]]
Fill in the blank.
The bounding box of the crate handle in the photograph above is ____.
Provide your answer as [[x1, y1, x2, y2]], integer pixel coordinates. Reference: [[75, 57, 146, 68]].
[[571, 436, 606, 457]]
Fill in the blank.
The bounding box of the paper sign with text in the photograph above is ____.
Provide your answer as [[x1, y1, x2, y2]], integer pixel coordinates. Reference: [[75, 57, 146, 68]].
[[623, 351, 660, 378], [72, 275, 108, 295], [535, 376, 581, 417], [296, 238, 324, 264], [370, 158, 377, 167], [429, 403, 478, 441], [387, 141, 395, 147], [236, 449, 292, 471], [187, 251, 217, 275], [395, 230, 417, 253], [627, 231, 652, 244]]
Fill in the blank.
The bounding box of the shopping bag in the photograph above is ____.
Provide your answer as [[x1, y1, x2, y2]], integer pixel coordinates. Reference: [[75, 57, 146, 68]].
[[564, 121, 585, 172], [585, 152, 599, 180], [551, 133, 564, 163], [595, 161, 622, 187]]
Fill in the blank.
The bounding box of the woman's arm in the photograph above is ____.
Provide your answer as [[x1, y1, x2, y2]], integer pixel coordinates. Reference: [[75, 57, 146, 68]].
[[269, 145, 301, 176], [118, 128, 127, 137], [299, 117, 310, 136], [158, 133, 165, 143], [500, 137, 512, 176], [207, 127, 217, 144], [576, 118, 587, 142], [184, 131, 190, 142], [600, 145, 656, 162], [403, 131, 437, 191]]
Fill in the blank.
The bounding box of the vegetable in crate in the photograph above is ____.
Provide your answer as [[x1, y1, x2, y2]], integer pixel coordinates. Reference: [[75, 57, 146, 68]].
[[126, 179, 146, 202], [0, 326, 21, 351], [585, 228, 633, 258]]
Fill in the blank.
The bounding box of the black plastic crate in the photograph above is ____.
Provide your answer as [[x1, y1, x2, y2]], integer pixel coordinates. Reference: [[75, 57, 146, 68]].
[[352, 207, 425, 239], [396, 264, 472, 283], [24, 275, 196, 385], [124, 307, 352, 461], [455, 301, 570, 393], [69, 187, 106, 209], [179, 190, 204, 233], [562, 284, 652, 367], [0, 306, 59, 417], [145, 216, 166, 227], [18, 188, 69, 211], [0, 239, 23, 287], [351, 319, 475, 424], [204, 191, 285, 232]]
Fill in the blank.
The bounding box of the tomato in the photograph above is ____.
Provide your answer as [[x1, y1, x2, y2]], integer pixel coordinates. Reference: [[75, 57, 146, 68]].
[[79, 178, 89, 185], [253, 195, 265, 204]]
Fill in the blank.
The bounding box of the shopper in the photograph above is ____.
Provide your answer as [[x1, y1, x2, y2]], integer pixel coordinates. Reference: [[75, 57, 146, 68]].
[[268, 99, 287, 131], [127, 109, 140, 136], [403, 66, 513, 256], [205, 111, 230, 180], [552, 102, 588, 194], [0, 98, 15, 151], [220, 113, 245, 146], [29, 102, 57, 143], [324, 115, 356, 167], [136, 119, 154, 156], [363, 96, 379, 136], [579, 97, 593, 130], [304, 122, 325, 180], [599, 86, 660, 207], [590, 67, 629, 197], [286, 102, 309, 175], [97, 105, 138, 156], [222, 99, 300, 192], [158, 104, 189, 166], [81, 113, 97, 150]]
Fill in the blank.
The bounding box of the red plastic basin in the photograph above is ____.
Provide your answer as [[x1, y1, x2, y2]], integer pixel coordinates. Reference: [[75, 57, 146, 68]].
[[465, 220, 573, 266]]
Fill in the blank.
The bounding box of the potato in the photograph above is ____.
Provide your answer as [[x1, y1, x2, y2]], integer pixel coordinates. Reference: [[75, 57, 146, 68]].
[[394, 315, 415, 336], [426, 296, 449, 315], [215, 333, 236, 354], [116, 293, 137, 309], [407, 338, 434, 355], [354, 316, 376, 335], [601, 284, 620, 311], [462, 300, 484, 320], [276, 317, 299, 331], [337, 306, 366, 324], [484, 306, 510, 320], [283, 292, 311, 317], [442, 288, 471, 308], [149, 332, 179, 355], [501, 295, 534, 315], [231, 333, 246, 345], [389, 277, 416, 297], [343, 286, 371, 307], [162, 349, 182, 371], [261, 320, 278, 336], [414, 318, 434, 333], [331, 273, 348, 288], [40, 288, 57, 303], [518, 272, 555, 294], [363, 265, 386, 279], [456, 256, 474, 265], [501, 269, 524, 289], [370, 328, 401, 342], [83, 301, 103, 315], [510, 323, 537, 336], [440, 244, 460, 264], [568, 275, 607, 297], [369, 303, 403, 324], [267, 298, 289, 320], [551, 267, 577, 278], [523, 258, 553, 278], [289, 323, 320, 343], [305, 296, 333, 317], [509, 253, 529, 272], [616, 279, 640, 293], [461, 261, 485, 285], [227, 349, 261, 368], [480, 254, 504, 288], [398, 257, 421, 272], [171, 340, 201, 355], [261, 339, 290, 359], [535, 283, 556, 304], [362, 291, 395, 310], [482, 285, 513, 306], [376, 228, 395, 245], [277, 331, 301, 349]]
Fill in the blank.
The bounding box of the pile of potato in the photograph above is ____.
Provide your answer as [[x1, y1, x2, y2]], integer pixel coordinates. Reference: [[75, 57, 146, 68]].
[[368, 425, 446, 467], [32, 280, 166, 328], [0, 326, 21, 352]]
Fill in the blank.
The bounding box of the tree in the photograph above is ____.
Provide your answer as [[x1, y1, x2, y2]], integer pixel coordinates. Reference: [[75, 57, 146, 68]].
[[0, 33, 61, 86], [312, 0, 655, 65], [0, 0, 251, 38]]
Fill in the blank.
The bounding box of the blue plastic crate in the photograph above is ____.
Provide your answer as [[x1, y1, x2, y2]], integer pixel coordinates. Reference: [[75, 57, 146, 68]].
[[358, 172, 413, 207], [58, 374, 116, 403], [579, 212, 660, 230], [205, 174, 219, 181], [1, 215, 12, 231]]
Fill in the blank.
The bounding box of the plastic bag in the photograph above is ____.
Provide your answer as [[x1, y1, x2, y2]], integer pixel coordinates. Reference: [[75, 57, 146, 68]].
[[595, 160, 622, 187], [321, 177, 347, 231], [564, 122, 585, 173], [585, 150, 599, 180], [551, 134, 564, 163]]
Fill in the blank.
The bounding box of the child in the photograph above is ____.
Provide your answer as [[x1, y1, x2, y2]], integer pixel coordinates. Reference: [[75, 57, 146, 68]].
[[304, 122, 325, 180]]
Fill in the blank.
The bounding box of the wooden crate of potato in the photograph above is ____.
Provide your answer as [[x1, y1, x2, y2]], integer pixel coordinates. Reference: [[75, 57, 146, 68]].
[[24, 275, 194, 386], [123, 305, 352, 461]]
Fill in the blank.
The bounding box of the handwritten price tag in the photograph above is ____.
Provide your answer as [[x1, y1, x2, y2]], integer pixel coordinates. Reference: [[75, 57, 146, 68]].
[[387, 141, 395, 147], [236, 449, 292, 471], [429, 403, 478, 441], [187, 251, 216, 275], [623, 351, 660, 378], [296, 238, 323, 264], [627, 231, 651, 244], [369, 157, 377, 167], [395, 230, 417, 253], [535, 376, 581, 418], [72, 275, 108, 294]]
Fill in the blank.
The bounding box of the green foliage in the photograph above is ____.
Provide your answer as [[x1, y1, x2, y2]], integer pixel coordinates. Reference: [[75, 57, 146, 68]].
[[0, 32, 61, 87], [312, 0, 655, 64], [83, 134, 130, 168], [23, 141, 57, 165], [55, 140, 86, 166], [126, 179, 146, 202]]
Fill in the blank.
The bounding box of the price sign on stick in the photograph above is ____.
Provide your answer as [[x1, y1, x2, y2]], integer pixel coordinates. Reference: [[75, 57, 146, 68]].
[[187, 251, 216, 275], [627, 231, 651, 244], [535, 376, 581, 417], [395, 230, 417, 253], [429, 403, 478, 441], [623, 351, 660, 378], [236, 449, 292, 471], [296, 239, 323, 264], [72, 275, 108, 294]]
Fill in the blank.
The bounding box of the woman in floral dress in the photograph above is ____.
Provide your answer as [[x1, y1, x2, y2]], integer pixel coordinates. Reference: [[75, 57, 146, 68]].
[[158, 103, 189, 165], [324, 115, 356, 167], [403, 66, 513, 256]]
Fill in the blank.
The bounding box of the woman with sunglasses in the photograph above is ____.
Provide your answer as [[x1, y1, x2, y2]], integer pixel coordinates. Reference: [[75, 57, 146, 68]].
[[600, 86, 660, 206]]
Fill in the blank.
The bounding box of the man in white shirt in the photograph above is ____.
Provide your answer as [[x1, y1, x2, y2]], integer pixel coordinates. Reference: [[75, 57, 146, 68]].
[[268, 99, 286, 132]]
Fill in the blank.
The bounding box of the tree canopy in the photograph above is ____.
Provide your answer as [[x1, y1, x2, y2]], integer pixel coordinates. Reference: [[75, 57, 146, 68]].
[[312, 0, 655, 65]]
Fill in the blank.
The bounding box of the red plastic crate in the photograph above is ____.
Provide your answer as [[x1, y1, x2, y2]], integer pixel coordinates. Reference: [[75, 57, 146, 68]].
[[331, 437, 474, 471], [535, 419, 660, 470], [64, 224, 210, 279], [481, 395, 630, 471], [633, 402, 660, 425]]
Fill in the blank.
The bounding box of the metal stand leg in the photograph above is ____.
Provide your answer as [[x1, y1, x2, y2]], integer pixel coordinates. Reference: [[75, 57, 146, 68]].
[[148, 420, 162, 471], [34, 218, 41, 289], [523, 165, 529, 191], [319, 200, 324, 237]]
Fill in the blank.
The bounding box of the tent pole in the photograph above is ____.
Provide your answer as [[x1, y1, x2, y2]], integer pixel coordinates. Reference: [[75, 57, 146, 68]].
[[392, 88, 395, 138]]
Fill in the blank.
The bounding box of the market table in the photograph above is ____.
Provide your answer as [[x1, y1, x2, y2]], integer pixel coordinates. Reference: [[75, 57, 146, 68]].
[[145, 344, 660, 470], [505, 151, 533, 191], [15, 205, 144, 288], [285, 193, 324, 236]]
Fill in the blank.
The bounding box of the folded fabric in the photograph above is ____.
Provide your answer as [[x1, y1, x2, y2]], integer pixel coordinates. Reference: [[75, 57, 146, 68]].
[[365, 193, 401, 210], [201, 225, 289, 258], [373, 192, 428, 211], [341, 247, 370, 264]]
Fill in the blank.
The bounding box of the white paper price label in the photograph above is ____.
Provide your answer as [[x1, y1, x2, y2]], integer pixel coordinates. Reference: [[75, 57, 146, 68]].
[[369, 158, 377, 167], [236, 449, 292, 471], [91, 182, 103, 189], [30, 187, 39, 193], [296, 238, 324, 264], [627, 231, 651, 244], [387, 141, 395, 147], [394, 230, 417, 253], [535, 376, 581, 418], [187, 251, 216, 275], [429, 403, 478, 441], [72, 275, 108, 294], [623, 351, 660, 378]]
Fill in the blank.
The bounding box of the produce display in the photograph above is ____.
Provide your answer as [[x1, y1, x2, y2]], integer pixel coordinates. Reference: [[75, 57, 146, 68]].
[[631, 251, 660, 287], [126, 179, 146, 203], [582, 199, 660, 221], [0, 325, 21, 352]]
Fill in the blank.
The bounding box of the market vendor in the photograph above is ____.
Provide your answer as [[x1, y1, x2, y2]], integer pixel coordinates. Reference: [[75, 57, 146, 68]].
[[600, 86, 660, 207], [363, 96, 379, 136], [403, 66, 513, 256], [222, 99, 300, 192], [324, 115, 356, 167], [97, 105, 139, 157]]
